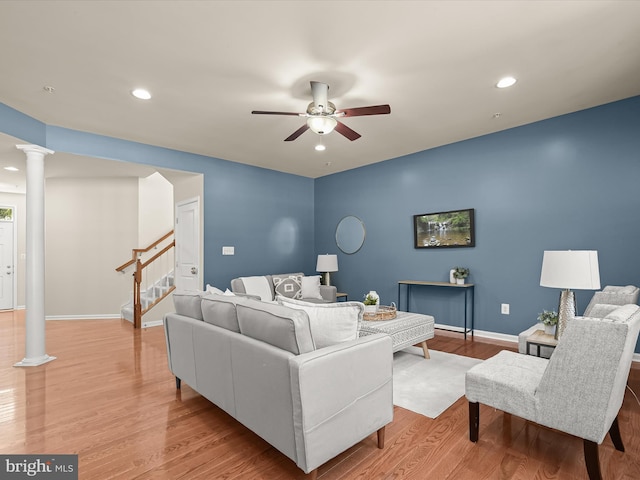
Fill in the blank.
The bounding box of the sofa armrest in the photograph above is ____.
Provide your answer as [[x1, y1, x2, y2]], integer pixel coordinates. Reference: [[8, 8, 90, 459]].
[[319, 284, 337, 302], [288, 333, 393, 473]]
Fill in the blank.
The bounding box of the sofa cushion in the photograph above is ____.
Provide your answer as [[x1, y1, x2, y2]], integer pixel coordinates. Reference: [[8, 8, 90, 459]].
[[201, 294, 255, 332], [277, 296, 364, 349], [239, 276, 273, 301], [237, 301, 315, 354], [172, 290, 204, 320], [272, 273, 303, 299], [301, 275, 323, 300]]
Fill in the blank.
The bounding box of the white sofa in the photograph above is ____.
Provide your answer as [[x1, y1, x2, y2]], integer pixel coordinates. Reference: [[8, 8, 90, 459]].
[[230, 272, 337, 303], [164, 291, 392, 478]]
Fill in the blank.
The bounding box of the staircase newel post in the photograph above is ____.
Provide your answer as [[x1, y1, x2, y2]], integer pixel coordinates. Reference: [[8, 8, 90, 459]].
[[134, 259, 143, 329]]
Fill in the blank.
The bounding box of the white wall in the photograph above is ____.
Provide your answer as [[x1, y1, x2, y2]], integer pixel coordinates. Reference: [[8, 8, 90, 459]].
[[0, 192, 26, 308], [138, 172, 174, 247], [45, 177, 138, 317]]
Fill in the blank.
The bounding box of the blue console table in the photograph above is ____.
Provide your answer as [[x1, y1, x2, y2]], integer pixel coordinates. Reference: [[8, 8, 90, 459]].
[[397, 280, 475, 339]]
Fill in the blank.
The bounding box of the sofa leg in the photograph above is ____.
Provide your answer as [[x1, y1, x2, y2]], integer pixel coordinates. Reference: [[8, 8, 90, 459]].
[[175, 377, 181, 390], [584, 439, 603, 480], [307, 468, 318, 480], [608, 415, 625, 452], [377, 426, 386, 449], [469, 402, 479, 442]]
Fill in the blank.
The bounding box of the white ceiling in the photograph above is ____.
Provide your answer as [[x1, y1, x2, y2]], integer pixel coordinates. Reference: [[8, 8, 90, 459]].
[[1, 0, 639, 188]]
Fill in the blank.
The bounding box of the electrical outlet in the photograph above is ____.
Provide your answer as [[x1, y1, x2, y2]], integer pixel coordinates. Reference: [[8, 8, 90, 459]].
[[501, 303, 510, 315], [222, 246, 235, 255]]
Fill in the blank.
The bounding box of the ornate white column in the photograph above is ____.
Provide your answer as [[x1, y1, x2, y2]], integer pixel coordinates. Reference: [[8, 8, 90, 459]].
[[15, 144, 56, 367]]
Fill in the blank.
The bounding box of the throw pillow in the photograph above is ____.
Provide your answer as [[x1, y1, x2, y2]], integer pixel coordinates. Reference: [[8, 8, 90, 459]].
[[585, 303, 620, 319], [277, 296, 363, 349], [206, 284, 224, 295], [604, 304, 640, 323], [272, 273, 303, 299], [239, 276, 272, 301], [223, 288, 235, 296], [301, 275, 323, 300]]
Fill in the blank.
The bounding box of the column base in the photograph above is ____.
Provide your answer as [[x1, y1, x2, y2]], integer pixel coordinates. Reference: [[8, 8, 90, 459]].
[[14, 354, 57, 367]]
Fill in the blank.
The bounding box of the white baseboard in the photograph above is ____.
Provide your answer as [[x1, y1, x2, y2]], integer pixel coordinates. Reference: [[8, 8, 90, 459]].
[[142, 320, 163, 328], [459, 327, 640, 364], [45, 314, 121, 320]]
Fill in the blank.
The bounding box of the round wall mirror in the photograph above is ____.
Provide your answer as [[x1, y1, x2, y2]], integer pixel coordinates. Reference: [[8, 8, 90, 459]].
[[336, 215, 366, 254]]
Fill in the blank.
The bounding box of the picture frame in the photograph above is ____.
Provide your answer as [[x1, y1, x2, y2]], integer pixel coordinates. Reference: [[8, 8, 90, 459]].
[[413, 208, 475, 249]]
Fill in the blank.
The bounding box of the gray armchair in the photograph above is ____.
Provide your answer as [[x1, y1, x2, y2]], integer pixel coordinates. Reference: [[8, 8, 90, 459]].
[[466, 304, 640, 480]]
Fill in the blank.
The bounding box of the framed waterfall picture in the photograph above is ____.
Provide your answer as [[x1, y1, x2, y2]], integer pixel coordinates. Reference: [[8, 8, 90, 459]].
[[413, 208, 475, 249]]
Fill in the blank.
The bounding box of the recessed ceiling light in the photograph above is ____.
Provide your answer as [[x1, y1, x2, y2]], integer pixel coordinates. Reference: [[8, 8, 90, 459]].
[[131, 88, 151, 100], [4, 166, 19, 171], [496, 76, 517, 89], [315, 144, 326, 151]]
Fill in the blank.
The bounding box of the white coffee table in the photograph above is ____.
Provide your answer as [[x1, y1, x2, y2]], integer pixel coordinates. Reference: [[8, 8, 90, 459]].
[[359, 311, 435, 359]]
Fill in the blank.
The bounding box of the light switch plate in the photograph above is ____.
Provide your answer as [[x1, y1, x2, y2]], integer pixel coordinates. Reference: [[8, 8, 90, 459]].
[[222, 246, 234, 255]]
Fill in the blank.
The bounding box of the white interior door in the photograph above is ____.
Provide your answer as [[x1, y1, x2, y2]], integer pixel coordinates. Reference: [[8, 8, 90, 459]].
[[175, 198, 200, 291], [0, 220, 15, 310]]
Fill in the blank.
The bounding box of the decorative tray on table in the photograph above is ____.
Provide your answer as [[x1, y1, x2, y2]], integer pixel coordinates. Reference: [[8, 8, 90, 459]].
[[363, 305, 397, 321]]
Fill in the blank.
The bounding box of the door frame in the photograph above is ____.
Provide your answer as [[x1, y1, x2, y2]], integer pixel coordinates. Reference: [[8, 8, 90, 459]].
[[175, 196, 202, 291], [0, 204, 17, 310]]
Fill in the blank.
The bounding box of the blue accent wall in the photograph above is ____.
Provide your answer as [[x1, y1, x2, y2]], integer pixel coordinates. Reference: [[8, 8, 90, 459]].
[[315, 96, 640, 341]]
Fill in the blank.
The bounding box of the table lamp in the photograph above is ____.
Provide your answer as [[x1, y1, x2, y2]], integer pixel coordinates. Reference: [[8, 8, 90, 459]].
[[316, 254, 338, 286], [540, 250, 600, 339]]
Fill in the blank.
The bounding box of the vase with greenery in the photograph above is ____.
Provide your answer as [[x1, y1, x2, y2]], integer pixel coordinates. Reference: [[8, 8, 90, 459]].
[[363, 291, 380, 314], [537, 310, 558, 335], [453, 267, 469, 285]]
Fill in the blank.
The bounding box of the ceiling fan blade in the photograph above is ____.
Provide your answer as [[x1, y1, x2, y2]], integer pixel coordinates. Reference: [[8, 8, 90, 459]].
[[251, 110, 301, 116], [284, 124, 310, 141], [338, 105, 391, 117], [335, 121, 361, 141]]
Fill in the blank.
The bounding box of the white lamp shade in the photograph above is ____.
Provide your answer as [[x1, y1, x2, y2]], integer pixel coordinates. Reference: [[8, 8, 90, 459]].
[[540, 250, 601, 290], [316, 254, 338, 272]]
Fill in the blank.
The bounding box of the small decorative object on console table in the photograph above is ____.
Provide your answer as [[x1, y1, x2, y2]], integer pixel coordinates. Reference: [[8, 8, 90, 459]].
[[537, 310, 558, 336], [363, 291, 380, 314], [453, 267, 469, 285], [539, 250, 600, 339]]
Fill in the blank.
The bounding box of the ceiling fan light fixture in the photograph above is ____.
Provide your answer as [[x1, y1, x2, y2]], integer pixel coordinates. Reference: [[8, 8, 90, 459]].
[[314, 144, 326, 151], [307, 116, 337, 135]]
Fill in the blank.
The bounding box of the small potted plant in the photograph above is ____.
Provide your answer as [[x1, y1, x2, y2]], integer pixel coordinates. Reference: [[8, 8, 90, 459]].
[[363, 291, 380, 314], [537, 310, 558, 335], [453, 267, 469, 285]]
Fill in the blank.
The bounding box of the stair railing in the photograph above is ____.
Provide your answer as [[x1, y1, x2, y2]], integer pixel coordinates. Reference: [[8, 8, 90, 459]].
[[116, 230, 176, 328]]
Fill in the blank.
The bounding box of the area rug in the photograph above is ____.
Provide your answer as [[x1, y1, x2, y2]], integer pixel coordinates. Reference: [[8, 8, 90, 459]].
[[393, 347, 482, 418]]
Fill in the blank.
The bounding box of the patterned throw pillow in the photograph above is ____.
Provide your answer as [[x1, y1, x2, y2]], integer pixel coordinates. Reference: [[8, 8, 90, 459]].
[[272, 273, 303, 299]]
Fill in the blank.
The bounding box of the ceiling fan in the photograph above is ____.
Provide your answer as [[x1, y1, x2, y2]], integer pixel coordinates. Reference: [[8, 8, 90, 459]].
[[252, 81, 391, 141]]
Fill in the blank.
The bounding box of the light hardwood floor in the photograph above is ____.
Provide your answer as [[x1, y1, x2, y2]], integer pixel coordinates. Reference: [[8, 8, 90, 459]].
[[2, 309, 640, 479]]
